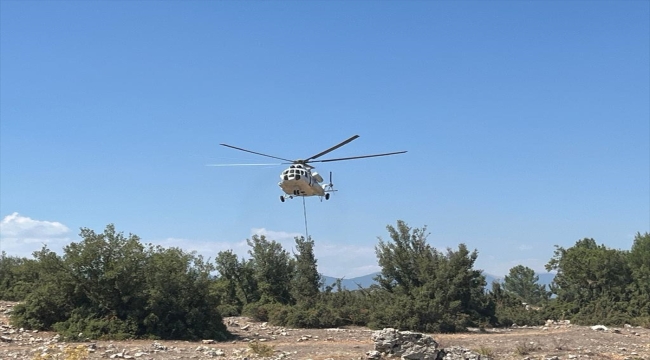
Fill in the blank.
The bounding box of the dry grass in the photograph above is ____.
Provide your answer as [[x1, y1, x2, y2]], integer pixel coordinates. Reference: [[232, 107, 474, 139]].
[[31, 345, 89, 360], [475, 345, 495, 357], [248, 340, 275, 357], [514, 339, 537, 356]]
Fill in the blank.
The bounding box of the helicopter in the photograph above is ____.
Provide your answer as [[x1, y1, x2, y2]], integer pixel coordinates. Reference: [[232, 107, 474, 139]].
[[213, 135, 406, 202]]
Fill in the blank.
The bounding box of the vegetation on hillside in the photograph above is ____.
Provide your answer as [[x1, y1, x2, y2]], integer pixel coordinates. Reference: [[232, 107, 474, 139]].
[[1, 221, 648, 340], [1, 225, 229, 340]]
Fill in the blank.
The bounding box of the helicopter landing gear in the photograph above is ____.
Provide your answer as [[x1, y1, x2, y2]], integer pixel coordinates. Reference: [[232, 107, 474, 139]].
[[325, 193, 330, 200], [280, 196, 285, 202]]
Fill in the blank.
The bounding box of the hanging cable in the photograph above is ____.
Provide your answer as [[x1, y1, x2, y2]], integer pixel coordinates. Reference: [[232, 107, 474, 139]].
[[302, 196, 309, 240]]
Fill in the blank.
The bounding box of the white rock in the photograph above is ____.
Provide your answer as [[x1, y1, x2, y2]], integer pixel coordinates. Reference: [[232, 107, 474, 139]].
[[366, 350, 381, 360], [591, 325, 608, 331]]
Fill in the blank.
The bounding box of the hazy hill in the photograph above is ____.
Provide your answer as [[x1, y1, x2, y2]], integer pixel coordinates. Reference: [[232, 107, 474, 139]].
[[320, 273, 379, 290], [321, 272, 555, 291], [484, 272, 556, 289]]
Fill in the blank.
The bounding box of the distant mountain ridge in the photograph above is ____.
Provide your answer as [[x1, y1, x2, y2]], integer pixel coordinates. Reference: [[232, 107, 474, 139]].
[[321, 272, 555, 291], [485, 272, 556, 289], [320, 273, 378, 290]]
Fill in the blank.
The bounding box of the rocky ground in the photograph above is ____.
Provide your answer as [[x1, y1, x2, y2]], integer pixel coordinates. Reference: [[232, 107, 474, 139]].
[[1, 301, 649, 360]]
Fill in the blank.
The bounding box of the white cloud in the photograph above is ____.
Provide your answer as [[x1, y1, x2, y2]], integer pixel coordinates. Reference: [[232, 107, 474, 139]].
[[0, 212, 69, 238], [0, 212, 71, 257], [518, 244, 533, 251], [251, 228, 302, 240], [0, 219, 379, 279], [314, 243, 378, 278]]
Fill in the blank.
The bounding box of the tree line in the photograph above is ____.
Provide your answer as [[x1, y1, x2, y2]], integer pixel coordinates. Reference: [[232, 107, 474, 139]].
[[0, 221, 648, 340]]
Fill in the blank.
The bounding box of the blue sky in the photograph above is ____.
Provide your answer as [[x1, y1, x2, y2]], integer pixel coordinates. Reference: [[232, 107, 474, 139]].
[[1, 0, 648, 278]]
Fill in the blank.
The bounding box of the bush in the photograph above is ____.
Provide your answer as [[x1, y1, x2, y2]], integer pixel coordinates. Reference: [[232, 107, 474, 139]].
[[11, 281, 71, 331], [494, 303, 545, 327], [475, 346, 494, 357], [11, 225, 231, 341], [242, 302, 270, 322], [217, 304, 240, 317], [284, 304, 340, 328], [242, 302, 290, 325], [514, 340, 538, 356], [242, 298, 363, 329], [248, 341, 275, 357], [52, 312, 138, 340], [631, 316, 650, 329]]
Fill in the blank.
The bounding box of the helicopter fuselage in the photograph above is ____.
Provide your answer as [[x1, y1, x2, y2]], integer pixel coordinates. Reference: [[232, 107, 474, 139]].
[[278, 164, 326, 197]]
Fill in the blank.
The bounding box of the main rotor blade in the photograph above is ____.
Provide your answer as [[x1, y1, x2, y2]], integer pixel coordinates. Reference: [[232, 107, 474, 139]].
[[206, 163, 283, 167], [310, 151, 407, 163], [304, 135, 360, 162], [220, 143, 293, 162]]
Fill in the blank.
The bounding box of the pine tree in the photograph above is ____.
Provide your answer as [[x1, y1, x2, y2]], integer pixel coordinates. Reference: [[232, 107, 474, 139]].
[[247, 235, 295, 304], [291, 236, 321, 304], [503, 265, 549, 305]]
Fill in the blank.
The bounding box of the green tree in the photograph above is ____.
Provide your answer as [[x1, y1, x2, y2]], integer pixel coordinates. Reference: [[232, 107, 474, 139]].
[[10, 247, 71, 330], [489, 281, 544, 326], [374, 220, 434, 295], [503, 265, 550, 305], [628, 232, 650, 321], [141, 246, 228, 340], [291, 236, 321, 304], [215, 250, 258, 308], [247, 235, 295, 304], [11, 224, 230, 340], [0, 252, 38, 301], [546, 238, 634, 325], [371, 220, 493, 332], [63, 225, 148, 322]]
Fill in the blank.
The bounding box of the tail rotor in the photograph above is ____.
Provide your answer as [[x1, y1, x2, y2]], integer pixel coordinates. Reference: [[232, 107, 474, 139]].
[[323, 171, 336, 200]]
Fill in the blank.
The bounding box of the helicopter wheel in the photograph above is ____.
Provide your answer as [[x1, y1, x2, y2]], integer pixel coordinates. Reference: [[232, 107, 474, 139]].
[[325, 193, 330, 200], [280, 196, 285, 202]]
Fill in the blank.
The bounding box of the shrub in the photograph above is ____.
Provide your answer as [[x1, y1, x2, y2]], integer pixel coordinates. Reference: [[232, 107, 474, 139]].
[[217, 304, 240, 317], [494, 303, 545, 327], [631, 316, 650, 329], [52, 312, 138, 340], [284, 304, 338, 328], [514, 340, 537, 356], [11, 225, 231, 341], [248, 341, 275, 357], [475, 346, 494, 357]]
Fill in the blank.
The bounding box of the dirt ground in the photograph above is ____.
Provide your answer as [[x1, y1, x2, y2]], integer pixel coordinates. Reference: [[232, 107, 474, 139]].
[[1, 301, 649, 360]]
